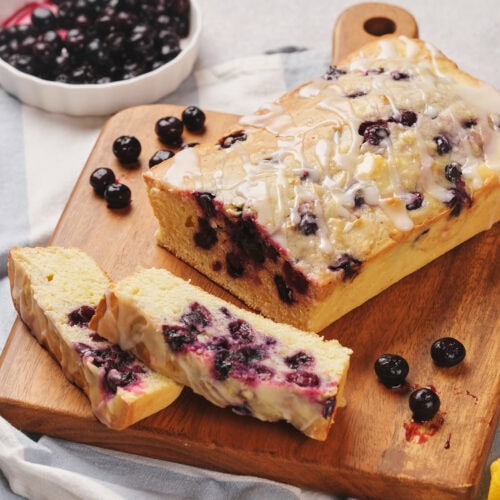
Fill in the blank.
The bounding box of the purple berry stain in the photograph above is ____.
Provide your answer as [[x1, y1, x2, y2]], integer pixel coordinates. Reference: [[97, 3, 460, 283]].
[[274, 274, 294, 304], [218, 130, 247, 149], [194, 218, 217, 249], [193, 192, 217, 218], [328, 254, 362, 281], [322, 66, 347, 80], [68, 305, 96, 327], [286, 371, 320, 387], [73, 343, 145, 395], [285, 351, 314, 369]]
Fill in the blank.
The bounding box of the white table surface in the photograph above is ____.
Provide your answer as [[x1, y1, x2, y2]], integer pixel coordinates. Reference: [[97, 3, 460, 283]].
[[0, 0, 498, 498]]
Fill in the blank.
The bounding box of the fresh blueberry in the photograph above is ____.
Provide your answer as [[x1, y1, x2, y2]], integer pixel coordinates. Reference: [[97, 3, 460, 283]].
[[431, 337, 466, 367], [31, 8, 57, 32], [182, 106, 206, 132], [155, 116, 183, 147], [104, 183, 132, 209], [374, 354, 409, 388], [149, 149, 175, 167], [89, 167, 116, 196], [409, 387, 440, 422], [112, 135, 141, 164]]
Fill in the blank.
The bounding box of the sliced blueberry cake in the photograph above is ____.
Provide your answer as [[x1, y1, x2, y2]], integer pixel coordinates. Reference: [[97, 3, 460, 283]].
[[144, 36, 500, 332], [89, 267, 352, 440], [8, 247, 183, 430]]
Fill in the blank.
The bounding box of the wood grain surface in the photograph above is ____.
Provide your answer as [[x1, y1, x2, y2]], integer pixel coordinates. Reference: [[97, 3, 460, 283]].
[[1, 4, 499, 498], [333, 3, 418, 65], [0, 103, 498, 499]]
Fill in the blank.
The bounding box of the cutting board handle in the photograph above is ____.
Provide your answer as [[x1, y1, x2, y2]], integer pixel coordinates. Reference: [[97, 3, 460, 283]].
[[332, 2, 418, 65]]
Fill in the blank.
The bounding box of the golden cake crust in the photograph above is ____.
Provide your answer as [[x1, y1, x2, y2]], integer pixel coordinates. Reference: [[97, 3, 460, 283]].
[[144, 36, 500, 332]]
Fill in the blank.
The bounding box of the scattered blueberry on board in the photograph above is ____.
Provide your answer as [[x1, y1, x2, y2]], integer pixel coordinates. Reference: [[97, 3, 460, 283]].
[[112, 135, 141, 165], [431, 337, 466, 367], [89, 167, 116, 196], [104, 183, 131, 209], [0, 0, 191, 84], [155, 116, 184, 148], [149, 149, 175, 167], [409, 387, 440, 422], [374, 353, 409, 388], [182, 106, 206, 132]]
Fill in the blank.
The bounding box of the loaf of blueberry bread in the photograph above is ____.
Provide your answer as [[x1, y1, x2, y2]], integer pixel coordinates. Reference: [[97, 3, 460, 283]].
[[144, 36, 500, 332], [89, 267, 352, 440], [8, 247, 183, 430]]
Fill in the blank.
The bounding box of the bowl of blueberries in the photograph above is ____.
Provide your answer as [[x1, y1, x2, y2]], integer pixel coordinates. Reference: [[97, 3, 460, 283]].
[[0, 0, 201, 116]]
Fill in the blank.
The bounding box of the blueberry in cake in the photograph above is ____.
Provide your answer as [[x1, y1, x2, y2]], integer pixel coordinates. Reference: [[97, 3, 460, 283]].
[[143, 36, 500, 332], [8, 246, 183, 430], [90, 267, 352, 440]]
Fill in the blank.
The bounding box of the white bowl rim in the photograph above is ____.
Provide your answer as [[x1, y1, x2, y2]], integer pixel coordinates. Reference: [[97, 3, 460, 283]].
[[0, 0, 202, 91]]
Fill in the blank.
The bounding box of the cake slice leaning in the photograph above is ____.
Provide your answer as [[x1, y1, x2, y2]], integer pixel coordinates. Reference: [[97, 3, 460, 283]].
[[8, 246, 183, 430], [144, 35, 500, 332], [89, 267, 352, 440]]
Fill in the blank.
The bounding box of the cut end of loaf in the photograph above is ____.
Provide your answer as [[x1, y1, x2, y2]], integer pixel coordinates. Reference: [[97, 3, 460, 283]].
[[8, 246, 183, 430]]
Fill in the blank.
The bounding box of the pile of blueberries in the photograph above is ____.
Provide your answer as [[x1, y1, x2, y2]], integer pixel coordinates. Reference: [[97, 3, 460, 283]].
[[0, 0, 190, 83], [90, 105, 205, 208], [374, 337, 466, 423]]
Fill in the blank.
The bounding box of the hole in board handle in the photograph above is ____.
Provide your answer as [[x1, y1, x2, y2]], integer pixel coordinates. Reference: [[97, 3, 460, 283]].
[[364, 17, 396, 36]]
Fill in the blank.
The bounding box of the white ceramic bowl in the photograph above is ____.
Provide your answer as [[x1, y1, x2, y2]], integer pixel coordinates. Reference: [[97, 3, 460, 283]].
[[0, 0, 202, 116]]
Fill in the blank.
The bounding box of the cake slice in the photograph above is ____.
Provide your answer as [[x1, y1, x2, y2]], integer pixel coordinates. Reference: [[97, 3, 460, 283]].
[[144, 36, 500, 332], [89, 267, 352, 440], [8, 246, 183, 430]]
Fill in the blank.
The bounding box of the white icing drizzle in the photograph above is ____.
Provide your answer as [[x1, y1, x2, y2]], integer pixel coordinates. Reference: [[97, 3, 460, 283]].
[[380, 198, 414, 231], [299, 83, 321, 98], [160, 37, 500, 279], [378, 40, 399, 58], [315, 138, 331, 167], [163, 148, 201, 187], [399, 36, 420, 58]]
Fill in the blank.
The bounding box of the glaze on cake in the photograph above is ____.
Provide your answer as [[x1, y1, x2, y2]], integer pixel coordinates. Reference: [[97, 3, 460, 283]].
[[144, 36, 500, 332]]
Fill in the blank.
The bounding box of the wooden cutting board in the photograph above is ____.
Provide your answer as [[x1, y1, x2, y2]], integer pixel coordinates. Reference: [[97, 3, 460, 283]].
[[1, 4, 498, 499]]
